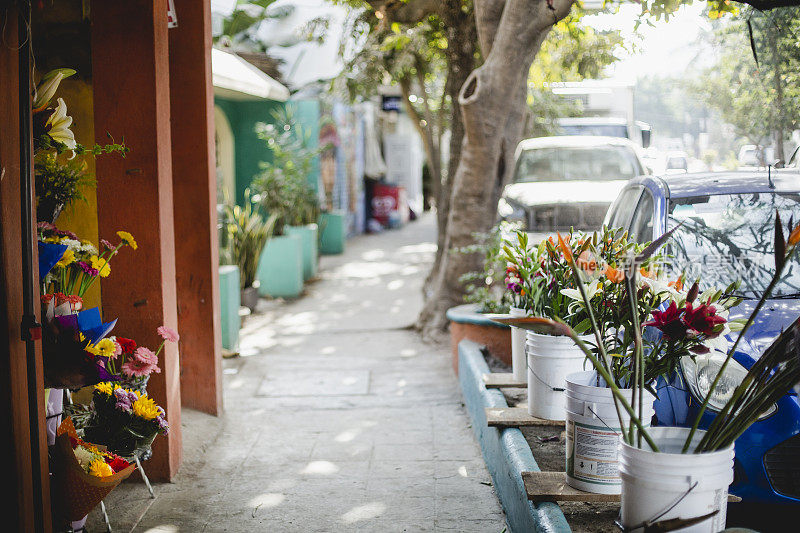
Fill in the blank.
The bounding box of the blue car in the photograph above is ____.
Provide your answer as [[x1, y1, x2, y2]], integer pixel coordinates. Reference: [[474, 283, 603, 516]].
[[604, 171, 800, 504]]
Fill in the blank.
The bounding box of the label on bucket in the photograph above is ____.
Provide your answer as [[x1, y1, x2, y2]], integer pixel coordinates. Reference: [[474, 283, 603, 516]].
[[566, 419, 621, 485]]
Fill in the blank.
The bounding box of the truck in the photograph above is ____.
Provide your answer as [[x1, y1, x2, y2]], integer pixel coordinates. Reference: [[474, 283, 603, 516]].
[[549, 80, 652, 148]]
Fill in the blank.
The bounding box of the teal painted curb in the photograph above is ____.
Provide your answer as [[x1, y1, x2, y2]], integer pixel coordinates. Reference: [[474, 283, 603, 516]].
[[319, 211, 346, 255], [285, 224, 318, 280], [459, 340, 571, 533], [257, 234, 303, 298], [447, 303, 509, 329], [218, 265, 240, 351]]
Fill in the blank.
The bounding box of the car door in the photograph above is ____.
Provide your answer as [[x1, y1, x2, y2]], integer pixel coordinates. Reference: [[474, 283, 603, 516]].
[[628, 188, 656, 243], [604, 185, 643, 231]]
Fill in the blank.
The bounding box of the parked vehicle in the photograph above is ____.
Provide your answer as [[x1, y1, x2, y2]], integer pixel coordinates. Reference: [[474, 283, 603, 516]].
[[498, 136, 648, 232], [604, 171, 800, 504]]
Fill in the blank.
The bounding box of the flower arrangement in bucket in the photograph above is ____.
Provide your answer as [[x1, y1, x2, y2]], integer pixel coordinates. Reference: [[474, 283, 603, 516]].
[[500, 227, 666, 422], [497, 215, 800, 532]]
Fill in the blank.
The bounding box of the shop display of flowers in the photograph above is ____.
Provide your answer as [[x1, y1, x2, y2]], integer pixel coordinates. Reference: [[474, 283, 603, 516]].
[[83, 382, 170, 457]]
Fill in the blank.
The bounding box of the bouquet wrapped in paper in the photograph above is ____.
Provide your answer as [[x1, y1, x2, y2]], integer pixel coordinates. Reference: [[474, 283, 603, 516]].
[[50, 418, 135, 524]]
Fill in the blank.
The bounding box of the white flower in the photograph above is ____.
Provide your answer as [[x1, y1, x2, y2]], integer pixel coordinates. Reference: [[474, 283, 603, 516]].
[[45, 98, 77, 153], [62, 238, 82, 252], [33, 71, 64, 109], [73, 445, 96, 469], [561, 281, 602, 304]]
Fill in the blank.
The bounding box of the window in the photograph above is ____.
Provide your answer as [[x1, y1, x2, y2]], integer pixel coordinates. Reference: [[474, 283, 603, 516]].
[[514, 146, 643, 183], [629, 190, 655, 243], [605, 187, 642, 231]]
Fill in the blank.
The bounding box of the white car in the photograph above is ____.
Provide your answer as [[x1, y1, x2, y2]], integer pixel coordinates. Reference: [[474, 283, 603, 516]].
[[497, 135, 648, 231]]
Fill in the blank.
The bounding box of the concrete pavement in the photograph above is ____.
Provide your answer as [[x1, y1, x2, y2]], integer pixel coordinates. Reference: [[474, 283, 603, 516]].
[[88, 212, 506, 532]]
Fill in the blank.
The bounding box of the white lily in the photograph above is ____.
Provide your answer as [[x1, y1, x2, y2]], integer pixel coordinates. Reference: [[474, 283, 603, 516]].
[[45, 98, 77, 153], [561, 281, 602, 304], [33, 72, 64, 109], [33, 68, 75, 109]]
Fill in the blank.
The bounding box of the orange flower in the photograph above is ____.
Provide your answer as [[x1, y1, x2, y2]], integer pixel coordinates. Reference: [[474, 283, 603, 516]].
[[604, 265, 625, 283], [577, 250, 597, 273], [789, 224, 800, 247], [668, 277, 684, 291], [639, 267, 654, 278], [557, 233, 574, 265]]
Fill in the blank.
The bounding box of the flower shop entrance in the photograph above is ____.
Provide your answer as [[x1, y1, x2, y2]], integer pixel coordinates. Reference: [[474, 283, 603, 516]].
[[0, 1, 223, 529]]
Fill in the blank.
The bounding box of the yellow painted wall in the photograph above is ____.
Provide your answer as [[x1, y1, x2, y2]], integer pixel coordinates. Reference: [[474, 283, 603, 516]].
[[52, 79, 101, 310]]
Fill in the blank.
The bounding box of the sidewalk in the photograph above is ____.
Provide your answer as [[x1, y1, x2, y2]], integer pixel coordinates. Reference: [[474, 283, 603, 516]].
[[92, 212, 506, 532]]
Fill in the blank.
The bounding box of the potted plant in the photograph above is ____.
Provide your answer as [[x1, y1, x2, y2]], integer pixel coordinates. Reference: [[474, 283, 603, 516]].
[[501, 228, 656, 421], [222, 190, 278, 312], [253, 108, 322, 285], [498, 216, 800, 531]]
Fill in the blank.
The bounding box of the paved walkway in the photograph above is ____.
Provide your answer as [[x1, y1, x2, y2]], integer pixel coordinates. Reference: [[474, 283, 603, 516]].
[[92, 212, 506, 532]]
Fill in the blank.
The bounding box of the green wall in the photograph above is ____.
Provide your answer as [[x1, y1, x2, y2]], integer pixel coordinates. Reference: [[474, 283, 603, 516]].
[[214, 97, 321, 205]]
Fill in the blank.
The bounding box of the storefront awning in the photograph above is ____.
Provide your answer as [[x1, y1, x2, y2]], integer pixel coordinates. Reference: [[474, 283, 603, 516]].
[[212, 48, 290, 102]]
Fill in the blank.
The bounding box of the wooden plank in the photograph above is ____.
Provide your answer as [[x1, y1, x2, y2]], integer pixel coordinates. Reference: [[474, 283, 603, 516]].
[[482, 373, 526, 389], [522, 471, 742, 503], [485, 407, 565, 428], [523, 471, 620, 502]]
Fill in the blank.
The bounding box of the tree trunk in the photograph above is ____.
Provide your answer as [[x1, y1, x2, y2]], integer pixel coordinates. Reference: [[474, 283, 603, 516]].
[[423, 0, 478, 296], [417, 0, 574, 337], [768, 27, 786, 162]]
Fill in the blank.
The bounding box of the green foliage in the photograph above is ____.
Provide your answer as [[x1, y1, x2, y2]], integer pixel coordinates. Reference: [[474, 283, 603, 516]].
[[457, 225, 516, 314], [214, 1, 281, 48], [251, 108, 321, 235], [223, 190, 278, 290], [689, 7, 800, 149], [34, 153, 95, 223]]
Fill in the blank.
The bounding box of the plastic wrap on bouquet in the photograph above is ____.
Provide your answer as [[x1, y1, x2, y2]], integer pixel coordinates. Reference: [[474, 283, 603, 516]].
[[51, 419, 135, 524], [46, 388, 64, 445]]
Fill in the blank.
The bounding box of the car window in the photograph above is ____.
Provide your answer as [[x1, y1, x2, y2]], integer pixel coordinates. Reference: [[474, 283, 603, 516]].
[[514, 146, 643, 183], [665, 192, 800, 298], [629, 189, 655, 243], [605, 186, 642, 231]]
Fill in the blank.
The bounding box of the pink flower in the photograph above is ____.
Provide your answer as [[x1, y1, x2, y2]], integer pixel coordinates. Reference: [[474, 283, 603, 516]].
[[133, 347, 158, 365], [157, 325, 180, 343], [121, 358, 161, 378]]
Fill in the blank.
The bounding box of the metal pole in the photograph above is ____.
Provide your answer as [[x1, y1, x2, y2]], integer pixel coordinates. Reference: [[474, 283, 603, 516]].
[[18, 1, 46, 531]]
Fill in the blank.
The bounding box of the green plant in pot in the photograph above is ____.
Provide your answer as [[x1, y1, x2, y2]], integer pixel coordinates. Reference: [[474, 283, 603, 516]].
[[221, 190, 277, 313], [496, 216, 800, 532], [253, 108, 322, 282]]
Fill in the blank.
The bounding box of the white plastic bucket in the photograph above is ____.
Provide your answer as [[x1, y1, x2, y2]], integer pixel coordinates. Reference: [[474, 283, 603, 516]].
[[525, 331, 589, 420], [565, 370, 655, 494], [509, 307, 527, 382], [618, 427, 734, 533]]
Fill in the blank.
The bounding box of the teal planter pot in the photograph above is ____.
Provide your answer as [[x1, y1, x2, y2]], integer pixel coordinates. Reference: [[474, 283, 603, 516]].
[[285, 224, 318, 280], [318, 211, 346, 255], [218, 265, 241, 351], [257, 234, 303, 298]]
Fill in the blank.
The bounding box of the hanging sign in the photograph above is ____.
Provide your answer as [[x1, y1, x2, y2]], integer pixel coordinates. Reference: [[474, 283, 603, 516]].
[[167, 0, 178, 28]]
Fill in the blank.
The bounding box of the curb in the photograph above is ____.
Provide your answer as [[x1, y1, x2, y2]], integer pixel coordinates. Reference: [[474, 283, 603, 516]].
[[458, 339, 571, 533]]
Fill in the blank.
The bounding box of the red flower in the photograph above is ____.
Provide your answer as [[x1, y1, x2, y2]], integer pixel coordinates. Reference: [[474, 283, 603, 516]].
[[644, 301, 689, 340], [116, 337, 137, 353], [106, 456, 130, 472], [682, 303, 726, 339]]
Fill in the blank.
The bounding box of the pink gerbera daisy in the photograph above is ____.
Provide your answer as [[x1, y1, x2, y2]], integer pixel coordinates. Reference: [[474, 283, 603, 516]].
[[157, 325, 180, 343]]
